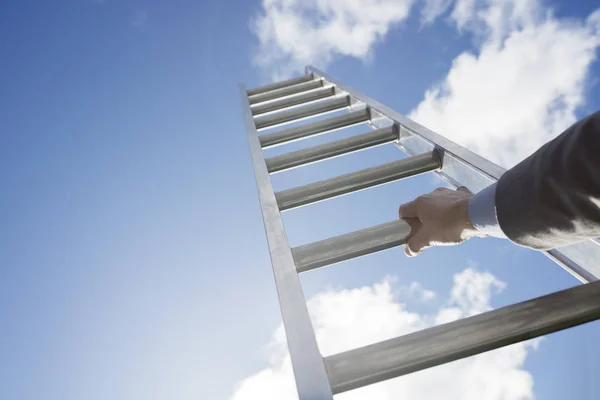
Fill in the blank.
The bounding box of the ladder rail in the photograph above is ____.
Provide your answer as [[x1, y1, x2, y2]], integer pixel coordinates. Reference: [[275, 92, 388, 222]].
[[239, 84, 334, 400]]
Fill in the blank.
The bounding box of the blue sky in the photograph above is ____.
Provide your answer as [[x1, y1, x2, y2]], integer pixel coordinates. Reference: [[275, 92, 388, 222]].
[[1, 1, 599, 399]]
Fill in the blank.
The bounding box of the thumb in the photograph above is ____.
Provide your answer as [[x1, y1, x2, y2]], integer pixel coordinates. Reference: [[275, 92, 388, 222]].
[[404, 228, 432, 257], [456, 186, 472, 194]]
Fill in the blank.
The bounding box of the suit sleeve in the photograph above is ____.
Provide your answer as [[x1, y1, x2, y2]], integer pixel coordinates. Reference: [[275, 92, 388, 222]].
[[495, 111, 600, 250]]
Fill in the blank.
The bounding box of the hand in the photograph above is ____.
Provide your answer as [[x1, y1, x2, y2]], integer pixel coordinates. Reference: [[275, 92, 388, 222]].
[[398, 187, 485, 257]]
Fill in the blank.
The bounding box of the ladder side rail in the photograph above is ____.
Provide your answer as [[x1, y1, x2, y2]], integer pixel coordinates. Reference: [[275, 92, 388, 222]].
[[239, 84, 334, 400]]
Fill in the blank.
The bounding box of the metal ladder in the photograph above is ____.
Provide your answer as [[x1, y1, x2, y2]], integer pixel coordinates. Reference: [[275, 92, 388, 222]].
[[239, 66, 600, 399]]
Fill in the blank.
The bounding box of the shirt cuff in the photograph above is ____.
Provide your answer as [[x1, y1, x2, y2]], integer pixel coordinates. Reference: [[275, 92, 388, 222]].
[[467, 183, 506, 238]]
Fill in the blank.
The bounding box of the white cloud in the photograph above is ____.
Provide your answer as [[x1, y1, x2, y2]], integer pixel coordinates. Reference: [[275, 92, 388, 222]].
[[251, 0, 600, 167], [405, 281, 437, 300], [410, 0, 600, 167], [421, 0, 453, 25], [444, 0, 541, 41], [450, 0, 476, 30], [230, 268, 539, 400], [251, 0, 415, 79], [449, 267, 505, 314]]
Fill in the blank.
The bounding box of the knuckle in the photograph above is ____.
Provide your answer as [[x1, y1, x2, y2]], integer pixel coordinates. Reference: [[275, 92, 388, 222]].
[[417, 195, 430, 206]]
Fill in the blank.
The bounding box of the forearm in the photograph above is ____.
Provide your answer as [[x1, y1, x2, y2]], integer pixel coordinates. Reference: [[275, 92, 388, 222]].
[[470, 111, 600, 249]]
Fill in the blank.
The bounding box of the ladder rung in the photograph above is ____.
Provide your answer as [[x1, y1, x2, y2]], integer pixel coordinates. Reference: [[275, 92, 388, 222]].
[[266, 125, 398, 173], [325, 279, 600, 394], [276, 151, 441, 211], [293, 220, 410, 273], [255, 96, 350, 131], [247, 73, 314, 97], [249, 80, 323, 105], [259, 108, 370, 149], [252, 87, 336, 116]]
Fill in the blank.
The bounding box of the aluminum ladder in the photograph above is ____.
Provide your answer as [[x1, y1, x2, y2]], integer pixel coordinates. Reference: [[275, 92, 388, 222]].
[[239, 66, 600, 399]]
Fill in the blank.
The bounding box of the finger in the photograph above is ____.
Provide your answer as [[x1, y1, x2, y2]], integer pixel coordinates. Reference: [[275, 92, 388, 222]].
[[398, 198, 419, 219], [402, 218, 420, 256], [404, 229, 431, 257], [456, 186, 472, 194], [401, 218, 421, 257], [402, 217, 422, 235]]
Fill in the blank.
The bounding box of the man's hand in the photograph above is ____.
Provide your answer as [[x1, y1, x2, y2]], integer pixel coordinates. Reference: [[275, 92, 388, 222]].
[[398, 187, 485, 257]]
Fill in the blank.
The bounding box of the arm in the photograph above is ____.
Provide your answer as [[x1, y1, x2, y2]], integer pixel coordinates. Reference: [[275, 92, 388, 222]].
[[398, 111, 600, 256], [495, 111, 600, 249]]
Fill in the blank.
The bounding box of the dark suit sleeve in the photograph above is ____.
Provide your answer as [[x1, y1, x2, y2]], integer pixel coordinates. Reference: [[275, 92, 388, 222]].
[[495, 111, 600, 250]]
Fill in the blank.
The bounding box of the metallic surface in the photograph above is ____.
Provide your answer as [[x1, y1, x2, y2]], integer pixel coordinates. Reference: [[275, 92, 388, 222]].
[[276, 151, 441, 211], [259, 108, 370, 149], [241, 70, 600, 400], [325, 280, 600, 394], [307, 66, 503, 185], [307, 65, 599, 283], [247, 73, 314, 96], [293, 220, 411, 273], [266, 125, 398, 173], [546, 244, 600, 283], [249, 79, 323, 105], [255, 96, 350, 131], [252, 87, 336, 116], [239, 84, 334, 399]]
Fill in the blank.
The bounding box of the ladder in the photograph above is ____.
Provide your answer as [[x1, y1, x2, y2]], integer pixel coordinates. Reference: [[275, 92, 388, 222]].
[[239, 66, 600, 399]]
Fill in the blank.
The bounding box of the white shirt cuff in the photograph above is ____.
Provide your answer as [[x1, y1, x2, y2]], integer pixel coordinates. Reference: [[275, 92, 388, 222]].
[[467, 183, 506, 238]]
